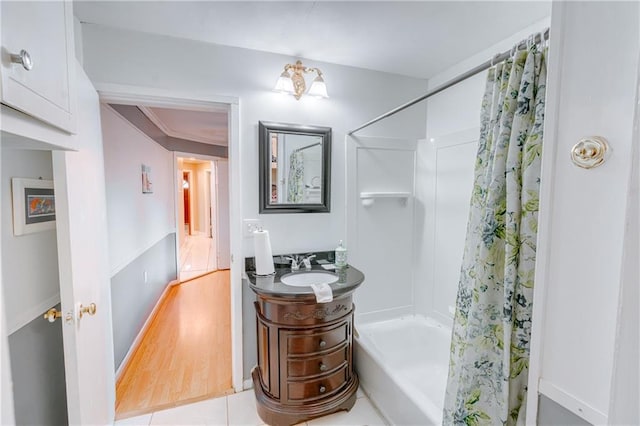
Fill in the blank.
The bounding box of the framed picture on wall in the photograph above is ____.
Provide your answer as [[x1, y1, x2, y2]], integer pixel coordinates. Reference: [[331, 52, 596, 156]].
[[142, 164, 153, 193], [11, 177, 56, 236]]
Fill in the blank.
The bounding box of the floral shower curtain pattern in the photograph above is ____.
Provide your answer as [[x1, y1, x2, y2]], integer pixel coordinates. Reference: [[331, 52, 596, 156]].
[[287, 151, 305, 203], [443, 44, 547, 426]]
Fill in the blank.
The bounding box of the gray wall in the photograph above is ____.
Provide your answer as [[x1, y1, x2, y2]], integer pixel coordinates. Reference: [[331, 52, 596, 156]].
[[538, 395, 592, 426], [81, 23, 428, 259], [1, 149, 59, 335], [9, 304, 68, 426], [111, 233, 177, 369], [1, 148, 66, 425]]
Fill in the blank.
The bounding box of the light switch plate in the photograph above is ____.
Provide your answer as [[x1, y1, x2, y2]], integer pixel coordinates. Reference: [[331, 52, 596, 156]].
[[243, 219, 263, 238]]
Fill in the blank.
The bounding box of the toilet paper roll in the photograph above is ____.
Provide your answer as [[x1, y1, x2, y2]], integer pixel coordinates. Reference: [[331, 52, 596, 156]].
[[254, 229, 275, 276]]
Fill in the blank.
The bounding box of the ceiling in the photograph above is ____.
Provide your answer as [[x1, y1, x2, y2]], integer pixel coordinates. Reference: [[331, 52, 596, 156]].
[[180, 157, 211, 166], [74, 1, 551, 79], [140, 106, 228, 146]]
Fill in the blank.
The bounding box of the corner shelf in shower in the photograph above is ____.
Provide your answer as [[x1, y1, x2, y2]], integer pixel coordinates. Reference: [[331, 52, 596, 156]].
[[359, 191, 412, 207]]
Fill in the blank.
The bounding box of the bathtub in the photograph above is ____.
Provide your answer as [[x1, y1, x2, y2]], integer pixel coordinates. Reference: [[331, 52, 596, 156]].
[[354, 315, 451, 425]]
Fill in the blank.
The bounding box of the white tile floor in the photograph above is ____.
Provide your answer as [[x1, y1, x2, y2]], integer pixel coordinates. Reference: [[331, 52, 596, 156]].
[[115, 388, 388, 426]]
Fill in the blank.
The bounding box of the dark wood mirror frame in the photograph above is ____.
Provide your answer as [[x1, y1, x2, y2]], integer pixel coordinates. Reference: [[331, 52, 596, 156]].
[[259, 121, 331, 214]]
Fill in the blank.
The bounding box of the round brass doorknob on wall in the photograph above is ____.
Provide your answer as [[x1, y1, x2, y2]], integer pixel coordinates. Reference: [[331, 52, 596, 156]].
[[79, 303, 97, 318], [571, 136, 610, 169], [43, 308, 62, 323]]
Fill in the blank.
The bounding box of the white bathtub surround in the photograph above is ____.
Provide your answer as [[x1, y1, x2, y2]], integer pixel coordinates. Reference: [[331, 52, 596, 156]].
[[355, 316, 451, 425], [443, 44, 548, 425]]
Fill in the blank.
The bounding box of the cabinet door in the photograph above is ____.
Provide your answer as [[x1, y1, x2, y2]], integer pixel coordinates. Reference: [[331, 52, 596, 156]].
[[1, 0, 76, 133]]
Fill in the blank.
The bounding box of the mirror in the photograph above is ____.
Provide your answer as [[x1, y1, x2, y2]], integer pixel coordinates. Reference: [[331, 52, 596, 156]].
[[259, 121, 331, 213]]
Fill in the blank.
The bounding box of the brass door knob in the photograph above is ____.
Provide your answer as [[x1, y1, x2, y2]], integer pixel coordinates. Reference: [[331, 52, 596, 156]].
[[79, 303, 97, 319], [43, 308, 62, 323]]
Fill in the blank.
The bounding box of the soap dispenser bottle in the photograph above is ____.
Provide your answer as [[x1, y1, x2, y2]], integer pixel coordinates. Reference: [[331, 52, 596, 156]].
[[335, 240, 347, 268]]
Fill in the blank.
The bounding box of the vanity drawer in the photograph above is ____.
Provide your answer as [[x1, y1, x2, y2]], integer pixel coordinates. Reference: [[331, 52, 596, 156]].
[[286, 322, 349, 355], [259, 297, 352, 326], [287, 346, 348, 378], [287, 365, 348, 401]]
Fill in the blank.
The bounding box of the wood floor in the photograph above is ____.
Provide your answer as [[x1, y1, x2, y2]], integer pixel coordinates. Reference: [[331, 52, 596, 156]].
[[115, 270, 233, 419]]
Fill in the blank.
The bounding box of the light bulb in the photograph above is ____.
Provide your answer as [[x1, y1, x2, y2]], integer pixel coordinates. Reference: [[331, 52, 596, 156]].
[[307, 75, 329, 99], [274, 70, 294, 94]]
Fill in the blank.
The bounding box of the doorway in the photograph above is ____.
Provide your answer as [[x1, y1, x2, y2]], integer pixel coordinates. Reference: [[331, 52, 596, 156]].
[[183, 170, 191, 236], [177, 156, 226, 282], [96, 88, 242, 419]]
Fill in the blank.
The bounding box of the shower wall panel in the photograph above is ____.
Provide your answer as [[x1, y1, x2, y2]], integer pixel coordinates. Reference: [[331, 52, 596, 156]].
[[346, 136, 416, 322], [415, 129, 477, 324]]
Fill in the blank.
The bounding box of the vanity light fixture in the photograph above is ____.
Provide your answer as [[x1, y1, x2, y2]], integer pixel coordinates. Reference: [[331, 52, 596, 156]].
[[273, 60, 328, 100]]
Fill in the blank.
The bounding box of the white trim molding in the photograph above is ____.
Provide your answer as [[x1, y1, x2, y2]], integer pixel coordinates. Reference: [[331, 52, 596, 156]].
[[538, 380, 608, 425]]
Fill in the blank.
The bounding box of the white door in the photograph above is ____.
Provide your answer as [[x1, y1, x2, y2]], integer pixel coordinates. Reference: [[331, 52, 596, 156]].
[[52, 63, 115, 425], [209, 162, 217, 241], [206, 165, 218, 271], [215, 159, 230, 269], [205, 169, 212, 238], [526, 3, 639, 424]]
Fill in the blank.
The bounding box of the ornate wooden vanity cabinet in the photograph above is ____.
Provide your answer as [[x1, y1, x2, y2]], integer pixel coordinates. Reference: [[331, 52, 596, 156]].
[[251, 291, 359, 426]]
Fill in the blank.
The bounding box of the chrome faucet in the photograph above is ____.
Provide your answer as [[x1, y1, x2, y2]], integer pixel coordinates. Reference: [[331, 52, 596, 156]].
[[284, 253, 316, 271], [284, 255, 301, 271], [301, 254, 316, 270]]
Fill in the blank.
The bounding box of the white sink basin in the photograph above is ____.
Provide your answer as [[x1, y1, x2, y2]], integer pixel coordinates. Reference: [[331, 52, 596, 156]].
[[280, 271, 339, 287]]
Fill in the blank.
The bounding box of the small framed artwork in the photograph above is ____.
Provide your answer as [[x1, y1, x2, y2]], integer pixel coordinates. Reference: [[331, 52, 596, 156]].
[[11, 178, 56, 236], [141, 164, 153, 193]]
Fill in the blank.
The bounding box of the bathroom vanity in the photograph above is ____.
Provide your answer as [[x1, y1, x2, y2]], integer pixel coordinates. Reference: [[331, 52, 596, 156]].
[[246, 253, 364, 426]]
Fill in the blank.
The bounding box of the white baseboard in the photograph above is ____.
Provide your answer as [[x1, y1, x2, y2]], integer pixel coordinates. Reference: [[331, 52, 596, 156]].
[[115, 282, 174, 380], [538, 379, 608, 425], [242, 379, 253, 391]]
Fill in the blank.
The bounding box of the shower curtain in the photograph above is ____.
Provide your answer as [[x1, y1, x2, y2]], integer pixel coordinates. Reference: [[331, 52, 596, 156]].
[[443, 44, 547, 425], [287, 151, 305, 203]]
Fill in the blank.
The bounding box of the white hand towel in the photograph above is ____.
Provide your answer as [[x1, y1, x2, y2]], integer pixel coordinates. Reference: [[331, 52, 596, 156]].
[[310, 283, 333, 303]]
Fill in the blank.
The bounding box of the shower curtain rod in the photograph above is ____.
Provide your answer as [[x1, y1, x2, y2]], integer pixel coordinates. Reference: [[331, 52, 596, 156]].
[[347, 28, 550, 136], [295, 142, 322, 152]]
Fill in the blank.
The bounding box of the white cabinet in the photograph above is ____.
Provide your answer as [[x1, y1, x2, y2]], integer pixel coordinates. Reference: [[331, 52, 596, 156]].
[[1, 0, 76, 134]]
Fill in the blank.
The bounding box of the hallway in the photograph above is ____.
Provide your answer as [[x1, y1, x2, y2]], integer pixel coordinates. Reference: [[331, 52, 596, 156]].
[[179, 233, 217, 282], [115, 270, 232, 419]]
